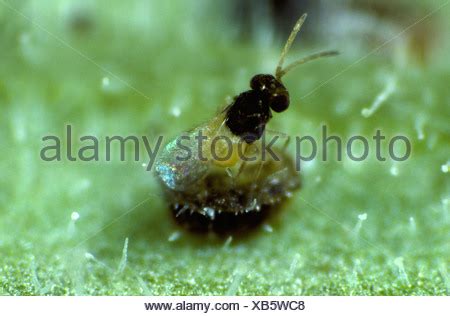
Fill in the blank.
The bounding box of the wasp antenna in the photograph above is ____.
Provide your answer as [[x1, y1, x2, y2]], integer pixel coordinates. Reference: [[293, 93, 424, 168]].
[[277, 50, 339, 78], [275, 13, 308, 80]]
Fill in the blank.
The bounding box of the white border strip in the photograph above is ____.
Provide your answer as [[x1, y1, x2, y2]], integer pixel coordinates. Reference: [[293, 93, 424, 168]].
[[0, 296, 449, 316]]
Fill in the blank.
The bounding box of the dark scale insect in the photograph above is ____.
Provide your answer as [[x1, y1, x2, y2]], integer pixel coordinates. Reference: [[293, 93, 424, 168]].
[[155, 14, 337, 235]]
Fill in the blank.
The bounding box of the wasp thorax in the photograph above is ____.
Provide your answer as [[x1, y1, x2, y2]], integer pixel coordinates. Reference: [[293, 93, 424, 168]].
[[250, 74, 290, 113]]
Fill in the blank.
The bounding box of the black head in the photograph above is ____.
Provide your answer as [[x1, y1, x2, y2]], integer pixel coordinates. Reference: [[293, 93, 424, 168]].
[[250, 74, 290, 113], [225, 14, 338, 143]]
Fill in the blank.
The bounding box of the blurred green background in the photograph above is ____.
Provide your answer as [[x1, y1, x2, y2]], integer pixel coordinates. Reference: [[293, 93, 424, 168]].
[[0, 0, 449, 295]]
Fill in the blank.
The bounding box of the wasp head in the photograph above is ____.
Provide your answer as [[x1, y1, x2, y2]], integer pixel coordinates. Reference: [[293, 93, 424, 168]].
[[250, 74, 290, 113]]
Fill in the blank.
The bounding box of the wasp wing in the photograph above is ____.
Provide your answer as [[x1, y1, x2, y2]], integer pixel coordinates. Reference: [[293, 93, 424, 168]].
[[155, 113, 227, 192]]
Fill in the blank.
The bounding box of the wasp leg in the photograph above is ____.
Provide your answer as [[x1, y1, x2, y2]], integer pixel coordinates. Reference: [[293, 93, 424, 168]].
[[243, 142, 266, 212], [266, 128, 291, 154], [234, 143, 256, 179]]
